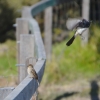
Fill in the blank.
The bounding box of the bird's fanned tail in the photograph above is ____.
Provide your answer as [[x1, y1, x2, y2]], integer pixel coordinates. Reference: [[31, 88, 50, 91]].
[[66, 35, 75, 46]]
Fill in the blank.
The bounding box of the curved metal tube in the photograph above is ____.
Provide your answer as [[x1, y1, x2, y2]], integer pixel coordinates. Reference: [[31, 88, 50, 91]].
[[30, 0, 74, 16]]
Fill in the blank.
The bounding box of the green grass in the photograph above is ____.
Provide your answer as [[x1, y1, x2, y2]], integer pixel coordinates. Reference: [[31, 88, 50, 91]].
[[42, 24, 100, 85], [0, 25, 100, 85], [0, 40, 17, 76]]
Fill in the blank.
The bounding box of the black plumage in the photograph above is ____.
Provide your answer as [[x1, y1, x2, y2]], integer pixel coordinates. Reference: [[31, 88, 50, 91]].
[[66, 19, 91, 46], [75, 19, 91, 29]]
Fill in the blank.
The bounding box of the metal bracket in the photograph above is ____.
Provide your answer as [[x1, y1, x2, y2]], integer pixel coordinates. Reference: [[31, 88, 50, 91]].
[[16, 64, 25, 67]]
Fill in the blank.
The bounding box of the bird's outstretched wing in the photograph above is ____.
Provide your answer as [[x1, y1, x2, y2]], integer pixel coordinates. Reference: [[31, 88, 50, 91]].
[[66, 19, 91, 46], [71, 21, 81, 30]]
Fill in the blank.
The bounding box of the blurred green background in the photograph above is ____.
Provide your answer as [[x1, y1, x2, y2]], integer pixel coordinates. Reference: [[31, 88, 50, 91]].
[[0, 0, 100, 99], [0, 0, 99, 82]]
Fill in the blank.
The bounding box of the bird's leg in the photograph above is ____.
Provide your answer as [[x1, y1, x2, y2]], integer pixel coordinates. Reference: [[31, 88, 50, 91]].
[[81, 36, 85, 40], [29, 75, 34, 78], [80, 34, 85, 40]]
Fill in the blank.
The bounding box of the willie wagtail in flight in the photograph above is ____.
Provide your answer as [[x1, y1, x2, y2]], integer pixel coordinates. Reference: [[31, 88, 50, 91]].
[[66, 19, 91, 46]]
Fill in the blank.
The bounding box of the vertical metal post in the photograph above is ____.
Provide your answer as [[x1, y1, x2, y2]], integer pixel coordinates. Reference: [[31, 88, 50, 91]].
[[82, 0, 90, 45], [19, 34, 35, 82], [44, 7, 52, 60], [22, 6, 32, 18], [0, 87, 14, 100], [16, 18, 29, 83]]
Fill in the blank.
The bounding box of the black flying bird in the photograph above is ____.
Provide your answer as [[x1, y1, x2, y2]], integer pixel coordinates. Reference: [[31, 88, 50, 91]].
[[66, 19, 91, 46]]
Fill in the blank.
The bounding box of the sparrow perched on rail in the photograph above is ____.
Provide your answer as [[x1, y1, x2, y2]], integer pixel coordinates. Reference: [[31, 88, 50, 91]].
[[27, 64, 39, 86], [66, 19, 91, 46]]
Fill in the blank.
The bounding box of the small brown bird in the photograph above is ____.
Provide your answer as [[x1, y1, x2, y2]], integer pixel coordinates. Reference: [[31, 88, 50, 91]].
[[27, 64, 39, 86]]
